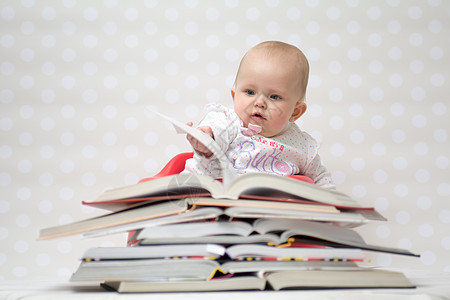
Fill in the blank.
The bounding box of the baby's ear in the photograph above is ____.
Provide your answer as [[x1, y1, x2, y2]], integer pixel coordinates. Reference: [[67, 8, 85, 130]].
[[230, 88, 235, 100], [289, 102, 307, 122]]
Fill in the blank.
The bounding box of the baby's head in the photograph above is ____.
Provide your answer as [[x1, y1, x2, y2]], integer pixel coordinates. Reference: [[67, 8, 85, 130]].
[[232, 41, 310, 137]]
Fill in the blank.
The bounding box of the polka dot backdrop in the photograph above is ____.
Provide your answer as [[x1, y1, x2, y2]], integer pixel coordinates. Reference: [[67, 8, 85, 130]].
[[1, 0, 449, 280]]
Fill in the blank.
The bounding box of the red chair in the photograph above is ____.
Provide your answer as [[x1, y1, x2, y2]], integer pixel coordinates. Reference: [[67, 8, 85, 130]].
[[139, 152, 194, 183]]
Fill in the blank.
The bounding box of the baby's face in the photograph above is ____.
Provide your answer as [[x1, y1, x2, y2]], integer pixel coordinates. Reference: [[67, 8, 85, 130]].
[[232, 50, 306, 138]]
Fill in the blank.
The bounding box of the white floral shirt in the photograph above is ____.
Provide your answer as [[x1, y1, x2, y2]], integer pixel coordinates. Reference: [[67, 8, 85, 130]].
[[184, 103, 335, 189]]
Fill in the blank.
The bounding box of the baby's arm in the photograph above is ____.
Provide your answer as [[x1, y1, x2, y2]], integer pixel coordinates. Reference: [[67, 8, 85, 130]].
[[186, 122, 214, 158], [304, 154, 335, 190]]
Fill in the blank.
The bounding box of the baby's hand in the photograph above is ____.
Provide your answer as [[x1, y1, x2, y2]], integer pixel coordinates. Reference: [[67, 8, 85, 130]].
[[186, 122, 214, 158]]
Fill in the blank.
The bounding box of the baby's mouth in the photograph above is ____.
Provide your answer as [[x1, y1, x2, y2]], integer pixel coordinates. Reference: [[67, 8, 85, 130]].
[[251, 112, 265, 121]]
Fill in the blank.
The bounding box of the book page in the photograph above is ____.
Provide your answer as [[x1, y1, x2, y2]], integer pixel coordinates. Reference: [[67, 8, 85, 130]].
[[147, 108, 237, 186]]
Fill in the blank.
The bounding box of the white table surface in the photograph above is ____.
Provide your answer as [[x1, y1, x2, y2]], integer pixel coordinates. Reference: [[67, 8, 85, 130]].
[[1, 272, 449, 300]]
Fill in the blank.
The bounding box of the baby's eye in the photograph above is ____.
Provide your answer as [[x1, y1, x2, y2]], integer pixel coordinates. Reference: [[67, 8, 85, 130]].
[[270, 94, 281, 100], [245, 90, 255, 96]]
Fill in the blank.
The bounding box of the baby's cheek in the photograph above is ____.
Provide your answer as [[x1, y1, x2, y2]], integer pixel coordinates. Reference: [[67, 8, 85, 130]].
[[271, 119, 289, 134]]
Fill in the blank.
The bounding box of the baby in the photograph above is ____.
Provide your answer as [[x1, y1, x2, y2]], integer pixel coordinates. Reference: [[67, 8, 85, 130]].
[[185, 41, 334, 189]]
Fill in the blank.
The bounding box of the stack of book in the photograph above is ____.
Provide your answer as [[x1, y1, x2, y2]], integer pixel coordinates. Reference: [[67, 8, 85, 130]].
[[38, 111, 419, 292], [39, 172, 418, 292]]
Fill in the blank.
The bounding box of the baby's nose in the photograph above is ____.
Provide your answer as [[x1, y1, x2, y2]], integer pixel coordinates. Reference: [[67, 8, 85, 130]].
[[254, 95, 267, 107]]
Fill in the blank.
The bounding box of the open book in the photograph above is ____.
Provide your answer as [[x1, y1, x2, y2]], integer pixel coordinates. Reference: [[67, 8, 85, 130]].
[[87, 172, 362, 209], [137, 218, 417, 257], [39, 197, 372, 241], [101, 268, 415, 292], [79, 243, 367, 262]]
